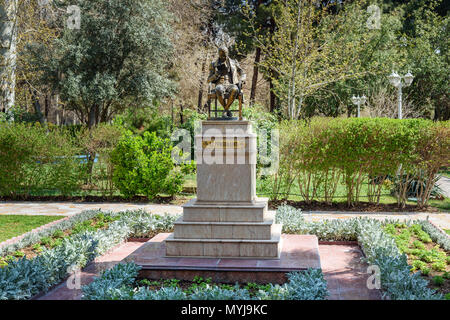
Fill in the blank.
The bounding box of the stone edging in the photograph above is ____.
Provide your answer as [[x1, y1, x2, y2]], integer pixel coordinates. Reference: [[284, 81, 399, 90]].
[[0, 216, 69, 250]]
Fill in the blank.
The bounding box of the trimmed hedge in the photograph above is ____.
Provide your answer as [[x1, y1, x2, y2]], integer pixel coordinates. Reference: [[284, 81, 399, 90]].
[[272, 118, 450, 207], [0, 123, 85, 196]]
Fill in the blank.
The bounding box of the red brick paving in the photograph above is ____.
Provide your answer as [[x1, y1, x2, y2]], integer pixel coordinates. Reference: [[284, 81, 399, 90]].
[[37, 241, 145, 300], [319, 244, 382, 300]]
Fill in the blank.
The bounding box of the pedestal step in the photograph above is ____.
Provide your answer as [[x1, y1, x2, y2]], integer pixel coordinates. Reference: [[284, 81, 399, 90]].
[[182, 198, 269, 222], [174, 212, 276, 240], [166, 225, 282, 259]]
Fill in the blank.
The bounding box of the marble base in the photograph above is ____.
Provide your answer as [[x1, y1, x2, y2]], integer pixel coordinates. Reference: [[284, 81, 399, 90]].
[[131, 233, 321, 284], [165, 120, 283, 259]]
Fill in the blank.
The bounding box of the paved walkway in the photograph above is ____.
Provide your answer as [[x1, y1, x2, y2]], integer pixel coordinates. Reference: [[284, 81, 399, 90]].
[[319, 244, 382, 300], [37, 241, 145, 300], [1, 201, 449, 229]]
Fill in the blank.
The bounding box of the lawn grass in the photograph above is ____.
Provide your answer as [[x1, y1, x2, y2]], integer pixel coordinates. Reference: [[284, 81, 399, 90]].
[[0, 215, 63, 243]]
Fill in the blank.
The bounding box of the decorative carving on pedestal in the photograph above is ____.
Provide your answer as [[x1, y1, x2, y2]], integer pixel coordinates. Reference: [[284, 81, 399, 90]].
[[165, 120, 283, 259]]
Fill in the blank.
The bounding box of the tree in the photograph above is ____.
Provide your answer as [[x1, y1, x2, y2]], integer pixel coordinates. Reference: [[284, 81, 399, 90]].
[[166, 0, 218, 114], [405, 0, 449, 120], [0, 0, 17, 114], [217, 1, 274, 108], [26, 0, 175, 128], [254, 0, 405, 119]]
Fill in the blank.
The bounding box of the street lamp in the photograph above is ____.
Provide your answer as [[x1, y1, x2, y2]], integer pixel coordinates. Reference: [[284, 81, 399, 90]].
[[351, 95, 367, 118], [388, 71, 414, 119]]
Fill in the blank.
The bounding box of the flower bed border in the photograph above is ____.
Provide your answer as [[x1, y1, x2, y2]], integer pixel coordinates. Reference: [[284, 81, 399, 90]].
[[0, 206, 445, 300]]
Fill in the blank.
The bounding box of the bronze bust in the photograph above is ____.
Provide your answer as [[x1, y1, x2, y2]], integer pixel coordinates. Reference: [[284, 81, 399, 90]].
[[208, 46, 246, 118]]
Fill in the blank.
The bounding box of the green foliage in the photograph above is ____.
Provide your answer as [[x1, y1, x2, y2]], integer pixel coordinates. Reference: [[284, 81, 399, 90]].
[[13, 251, 25, 258], [0, 215, 63, 243], [432, 276, 444, 286], [114, 105, 173, 138], [0, 210, 176, 299], [0, 123, 86, 196], [82, 265, 329, 300], [271, 117, 449, 207], [26, 0, 175, 126], [31, 244, 42, 253], [111, 131, 184, 199], [52, 230, 64, 239]]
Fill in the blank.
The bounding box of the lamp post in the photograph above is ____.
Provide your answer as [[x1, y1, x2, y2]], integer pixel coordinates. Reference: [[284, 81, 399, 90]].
[[388, 71, 414, 119], [351, 95, 367, 118]]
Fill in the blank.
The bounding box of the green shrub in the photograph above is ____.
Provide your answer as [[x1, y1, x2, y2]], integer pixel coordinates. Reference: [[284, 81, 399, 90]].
[[13, 251, 25, 258], [40, 237, 51, 246], [111, 131, 184, 199], [411, 260, 427, 271], [52, 230, 64, 239], [0, 123, 85, 196], [76, 124, 125, 196], [432, 276, 444, 286], [412, 240, 425, 249], [420, 266, 430, 276], [431, 261, 446, 272], [269, 118, 449, 206]]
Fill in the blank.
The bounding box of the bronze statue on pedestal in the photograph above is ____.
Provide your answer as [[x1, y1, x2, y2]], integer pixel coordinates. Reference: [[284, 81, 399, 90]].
[[207, 47, 246, 120]]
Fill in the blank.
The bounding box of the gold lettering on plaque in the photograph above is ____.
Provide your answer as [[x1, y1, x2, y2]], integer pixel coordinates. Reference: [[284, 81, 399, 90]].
[[202, 139, 245, 149]]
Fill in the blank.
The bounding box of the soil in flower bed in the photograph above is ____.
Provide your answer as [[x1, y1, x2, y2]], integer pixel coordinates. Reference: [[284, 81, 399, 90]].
[[269, 200, 440, 213], [0, 194, 192, 205], [383, 222, 450, 296], [0, 213, 121, 267], [136, 276, 274, 297]]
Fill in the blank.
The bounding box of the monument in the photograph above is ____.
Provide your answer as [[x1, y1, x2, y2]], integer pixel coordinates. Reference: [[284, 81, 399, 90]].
[[130, 47, 320, 283]]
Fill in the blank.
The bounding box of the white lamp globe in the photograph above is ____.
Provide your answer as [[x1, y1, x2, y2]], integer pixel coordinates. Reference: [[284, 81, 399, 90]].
[[361, 95, 367, 105], [351, 95, 358, 105], [404, 71, 414, 87], [388, 71, 401, 87]]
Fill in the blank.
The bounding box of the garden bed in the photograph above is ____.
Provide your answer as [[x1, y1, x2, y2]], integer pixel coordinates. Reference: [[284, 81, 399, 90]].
[[269, 199, 441, 212], [1, 206, 448, 300], [82, 263, 328, 300], [0, 194, 183, 204], [383, 222, 450, 296], [0, 213, 120, 267]]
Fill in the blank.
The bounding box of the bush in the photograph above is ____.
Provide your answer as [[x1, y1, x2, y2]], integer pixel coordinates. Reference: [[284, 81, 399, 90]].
[[77, 124, 125, 195], [269, 118, 450, 207], [0, 123, 86, 196], [111, 130, 184, 198]]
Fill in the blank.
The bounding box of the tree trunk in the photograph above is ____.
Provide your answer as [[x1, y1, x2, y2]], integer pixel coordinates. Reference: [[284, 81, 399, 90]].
[[30, 89, 45, 125], [44, 94, 49, 122], [269, 78, 276, 113], [288, 1, 302, 119], [180, 104, 184, 124], [197, 53, 209, 112], [250, 47, 261, 107], [88, 104, 98, 129], [0, 0, 17, 115], [86, 104, 99, 183]]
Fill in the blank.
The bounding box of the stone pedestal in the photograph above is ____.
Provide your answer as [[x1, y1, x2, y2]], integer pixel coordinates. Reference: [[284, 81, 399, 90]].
[[165, 120, 283, 259]]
